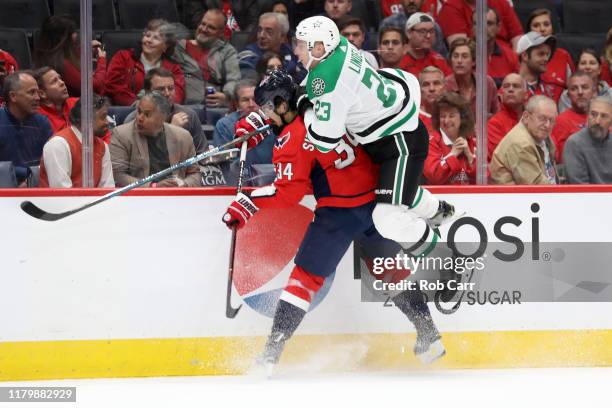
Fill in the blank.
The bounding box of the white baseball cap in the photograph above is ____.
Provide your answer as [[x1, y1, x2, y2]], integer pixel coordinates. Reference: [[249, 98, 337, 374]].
[[516, 31, 556, 56], [405, 12, 435, 32]]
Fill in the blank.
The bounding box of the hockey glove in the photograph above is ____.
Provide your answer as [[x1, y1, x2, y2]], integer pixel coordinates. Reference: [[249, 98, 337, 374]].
[[235, 110, 272, 149], [296, 86, 313, 117], [222, 192, 259, 229]]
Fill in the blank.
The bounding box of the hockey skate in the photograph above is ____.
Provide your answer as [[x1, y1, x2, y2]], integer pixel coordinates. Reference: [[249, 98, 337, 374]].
[[426, 200, 463, 230], [253, 332, 287, 378], [414, 327, 446, 365]]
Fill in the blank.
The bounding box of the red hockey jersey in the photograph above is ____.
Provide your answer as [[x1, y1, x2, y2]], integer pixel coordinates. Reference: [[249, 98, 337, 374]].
[[251, 115, 378, 209]]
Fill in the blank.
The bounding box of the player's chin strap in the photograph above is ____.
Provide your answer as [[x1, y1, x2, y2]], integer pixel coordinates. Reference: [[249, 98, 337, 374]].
[[305, 49, 331, 70]]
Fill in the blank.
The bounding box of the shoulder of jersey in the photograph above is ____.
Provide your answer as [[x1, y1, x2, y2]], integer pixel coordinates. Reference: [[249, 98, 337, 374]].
[[307, 36, 352, 100]]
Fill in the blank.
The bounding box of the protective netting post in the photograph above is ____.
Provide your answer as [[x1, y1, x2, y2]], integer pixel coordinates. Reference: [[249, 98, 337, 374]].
[[475, 0, 488, 184], [80, 0, 94, 187]]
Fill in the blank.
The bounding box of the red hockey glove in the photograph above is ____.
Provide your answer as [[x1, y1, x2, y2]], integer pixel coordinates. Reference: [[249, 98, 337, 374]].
[[222, 192, 259, 229], [235, 110, 272, 149]]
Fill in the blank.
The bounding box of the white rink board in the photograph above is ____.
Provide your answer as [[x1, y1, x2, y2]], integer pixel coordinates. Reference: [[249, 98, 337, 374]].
[[1, 190, 611, 343]]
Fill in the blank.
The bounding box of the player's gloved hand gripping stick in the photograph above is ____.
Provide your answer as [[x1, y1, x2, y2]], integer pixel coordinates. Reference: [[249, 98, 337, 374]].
[[20, 125, 271, 222], [223, 111, 273, 318]]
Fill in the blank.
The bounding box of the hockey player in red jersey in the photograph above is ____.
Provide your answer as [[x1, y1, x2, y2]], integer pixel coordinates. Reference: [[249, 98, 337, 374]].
[[222, 70, 445, 373]]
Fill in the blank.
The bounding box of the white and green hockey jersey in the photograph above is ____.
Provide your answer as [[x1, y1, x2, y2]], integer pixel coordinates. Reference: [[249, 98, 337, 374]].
[[304, 36, 421, 152]]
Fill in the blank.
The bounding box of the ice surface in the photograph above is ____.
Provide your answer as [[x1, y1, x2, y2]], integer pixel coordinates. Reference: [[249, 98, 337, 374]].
[[2, 367, 610, 408]]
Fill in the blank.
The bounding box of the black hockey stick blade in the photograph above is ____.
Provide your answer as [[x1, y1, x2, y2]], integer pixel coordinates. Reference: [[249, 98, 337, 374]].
[[20, 200, 78, 221], [226, 302, 242, 319], [225, 148, 248, 319], [225, 226, 243, 319]]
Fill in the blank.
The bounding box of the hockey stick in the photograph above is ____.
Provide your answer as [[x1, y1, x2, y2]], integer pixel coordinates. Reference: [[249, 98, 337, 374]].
[[225, 141, 249, 319], [199, 148, 239, 165], [434, 266, 475, 315], [20, 125, 270, 222]]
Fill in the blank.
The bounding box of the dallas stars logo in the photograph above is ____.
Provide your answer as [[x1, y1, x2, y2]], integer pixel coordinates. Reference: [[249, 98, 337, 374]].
[[313, 21, 322, 28], [312, 78, 326, 96]]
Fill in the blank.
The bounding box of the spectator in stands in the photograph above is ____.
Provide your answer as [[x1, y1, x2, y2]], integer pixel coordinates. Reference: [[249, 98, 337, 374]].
[[381, 0, 405, 17], [382, 0, 441, 18], [490, 95, 558, 185], [421, 0, 442, 19], [438, 0, 523, 49], [337, 15, 379, 69], [124, 68, 207, 154], [33, 15, 106, 97], [400, 13, 450, 76], [558, 49, 612, 113], [33, 67, 78, 134], [238, 13, 304, 82], [183, 0, 271, 34], [106, 19, 185, 106], [271, 1, 293, 43], [517, 31, 564, 104], [0, 49, 19, 106], [213, 79, 274, 166], [378, 27, 408, 69], [445, 38, 498, 118], [323, 0, 352, 23], [564, 96, 612, 184], [602, 28, 612, 87], [256, 52, 284, 82], [478, 8, 519, 88], [39, 95, 114, 188], [527, 8, 574, 90], [286, 0, 325, 30], [380, 0, 447, 57], [272, 1, 289, 16], [551, 71, 594, 163], [110, 92, 201, 187], [0, 72, 52, 185], [418, 66, 445, 132], [424, 92, 476, 185], [271, 1, 292, 39], [173, 9, 240, 107], [487, 73, 527, 161]]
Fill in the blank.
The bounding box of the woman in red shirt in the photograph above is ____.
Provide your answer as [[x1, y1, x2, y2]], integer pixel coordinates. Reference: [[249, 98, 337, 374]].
[[424, 92, 477, 185], [33, 15, 106, 97], [527, 9, 574, 88], [105, 19, 185, 106]]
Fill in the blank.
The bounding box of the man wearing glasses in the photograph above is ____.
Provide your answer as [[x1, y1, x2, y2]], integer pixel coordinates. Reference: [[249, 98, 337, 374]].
[[490, 95, 559, 185], [399, 12, 451, 77], [173, 9, 241, 107], [379, 0, 447, 57]]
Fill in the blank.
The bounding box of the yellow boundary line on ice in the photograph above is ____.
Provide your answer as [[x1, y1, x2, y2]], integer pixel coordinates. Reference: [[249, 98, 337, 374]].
[[1, 329, 611, 381]]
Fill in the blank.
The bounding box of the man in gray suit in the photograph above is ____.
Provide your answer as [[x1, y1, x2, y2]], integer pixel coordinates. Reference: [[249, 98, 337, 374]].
[[124, 68, 207, 154], [110, 92, 202, 187]]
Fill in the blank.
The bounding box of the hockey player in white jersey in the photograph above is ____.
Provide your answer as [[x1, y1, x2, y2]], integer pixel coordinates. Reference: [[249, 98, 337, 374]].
[[294, 16, 456, 255]]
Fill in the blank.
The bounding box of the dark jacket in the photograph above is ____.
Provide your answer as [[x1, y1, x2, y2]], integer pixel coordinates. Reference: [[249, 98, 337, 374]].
[[0, 107, 53, 181]]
